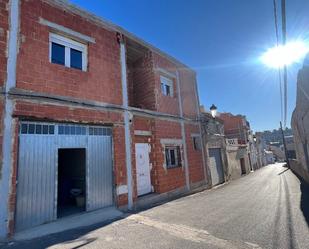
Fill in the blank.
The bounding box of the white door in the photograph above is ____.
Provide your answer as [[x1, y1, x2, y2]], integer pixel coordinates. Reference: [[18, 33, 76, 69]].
[[135, 143, 151, 196]]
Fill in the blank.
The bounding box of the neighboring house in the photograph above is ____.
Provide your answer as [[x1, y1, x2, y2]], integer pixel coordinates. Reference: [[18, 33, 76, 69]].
[[265, 150, 275, 164], [226, 138, 250, 179], [200, 109, 228, 186], [219, 113, 251, 174], [0, 0, 206, 238], [247, 130, 258, 170], [269, 143, 286, 162], [291, 54, 309, 183], [255, 132, 268, 167], [285, 135, 296, 159], [254, 128, 294, 163]]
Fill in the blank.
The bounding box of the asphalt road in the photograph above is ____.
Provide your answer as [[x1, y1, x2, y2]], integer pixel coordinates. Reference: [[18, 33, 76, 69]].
[[2, 163, 309, 249]]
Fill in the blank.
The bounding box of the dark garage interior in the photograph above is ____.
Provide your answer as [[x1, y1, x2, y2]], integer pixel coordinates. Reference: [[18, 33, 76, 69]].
[[57, 148, 86, 218]]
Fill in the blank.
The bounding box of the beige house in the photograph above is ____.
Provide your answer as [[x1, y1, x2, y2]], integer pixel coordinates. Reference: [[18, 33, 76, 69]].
[[291, 55, 309, 182]]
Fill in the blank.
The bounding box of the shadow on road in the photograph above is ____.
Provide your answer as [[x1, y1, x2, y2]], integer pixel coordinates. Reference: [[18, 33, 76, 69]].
[[289, 168, 309, 228], [0, 217, 123, 249], [278, 168, 290, 175], [1, 190, 195, 248], [300, 179, 309, 227]]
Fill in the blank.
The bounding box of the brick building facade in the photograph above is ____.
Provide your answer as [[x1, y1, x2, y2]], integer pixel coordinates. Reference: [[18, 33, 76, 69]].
[[219, 113, 252, 175], [0, 0, 206, 238]]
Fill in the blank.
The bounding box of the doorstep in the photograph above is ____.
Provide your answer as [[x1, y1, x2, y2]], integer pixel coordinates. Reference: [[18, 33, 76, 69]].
[[14, 206, 123, 241]]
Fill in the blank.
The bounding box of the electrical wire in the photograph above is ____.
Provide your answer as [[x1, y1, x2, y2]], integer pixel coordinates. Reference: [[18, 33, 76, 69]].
[[273, 0, 284, 125]]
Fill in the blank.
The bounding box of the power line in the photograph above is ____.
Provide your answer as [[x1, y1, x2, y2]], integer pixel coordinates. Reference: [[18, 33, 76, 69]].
[[273, 0, 284, 124]]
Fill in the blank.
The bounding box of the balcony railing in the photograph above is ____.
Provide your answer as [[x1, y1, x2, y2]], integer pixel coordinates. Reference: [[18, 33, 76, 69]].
[[226, 138, 239, 146]]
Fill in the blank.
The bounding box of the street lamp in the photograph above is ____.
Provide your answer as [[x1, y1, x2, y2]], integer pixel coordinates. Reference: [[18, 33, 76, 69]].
[[210, 104, 217, 119]]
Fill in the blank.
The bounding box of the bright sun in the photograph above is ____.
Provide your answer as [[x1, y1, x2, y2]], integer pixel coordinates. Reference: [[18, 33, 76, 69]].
[[260, 41, 309, 68]]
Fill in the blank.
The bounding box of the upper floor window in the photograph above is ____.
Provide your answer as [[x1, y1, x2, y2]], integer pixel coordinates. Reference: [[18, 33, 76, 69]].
[[49, 33, 87, 71], [160, 76, 174, 97]]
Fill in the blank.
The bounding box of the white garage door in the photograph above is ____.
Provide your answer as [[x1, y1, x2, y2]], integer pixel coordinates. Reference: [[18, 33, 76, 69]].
[[15, 122, 113, 232]]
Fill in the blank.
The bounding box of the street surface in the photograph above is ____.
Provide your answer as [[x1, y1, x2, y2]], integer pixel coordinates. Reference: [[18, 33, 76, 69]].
[[2, 163, 309, 249]]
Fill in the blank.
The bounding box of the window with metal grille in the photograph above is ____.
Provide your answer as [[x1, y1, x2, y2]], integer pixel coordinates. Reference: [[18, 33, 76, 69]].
[[165, 146, 182, 169], [89, 127, 112, 136], [58, 125, 87, 135], [20, 123, 55, 135]]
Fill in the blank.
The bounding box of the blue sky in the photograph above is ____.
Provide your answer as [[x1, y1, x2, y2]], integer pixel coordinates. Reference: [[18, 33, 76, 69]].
[[70, 0, 309, 131]]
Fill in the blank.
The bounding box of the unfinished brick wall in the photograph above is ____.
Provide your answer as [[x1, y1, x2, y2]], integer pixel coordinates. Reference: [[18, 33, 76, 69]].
[[219, 113, 248, 143], [16, 0, 122, 105], [7, 118, 18, 237], [153, 52, 180, 116], [113, 125, 128, 206], [12, 100, 127, 205], [129, 51, 156, 110], [185, 123, 205, 185], [0, 0, 8, 87], [152, 119, 185, 193], [178, 68, 199, 119], [127, 62, 135, 107]]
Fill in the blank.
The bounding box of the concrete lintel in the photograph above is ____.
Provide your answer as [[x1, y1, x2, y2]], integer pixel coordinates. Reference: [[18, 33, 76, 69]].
[[154, 68, 177, 79], [9, 90, 202, 127], [160, 138, 182, 145], [191, 133, 200, 137], [9, 88, 123, 111], [39, 17, 95, 43], [134, 130, 152, 136]]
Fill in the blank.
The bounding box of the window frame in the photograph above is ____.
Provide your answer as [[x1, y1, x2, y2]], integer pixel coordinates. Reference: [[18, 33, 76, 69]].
[[160, 75, 174, 97], [49, 33, 87, 71], [165, 146, 182, 169]]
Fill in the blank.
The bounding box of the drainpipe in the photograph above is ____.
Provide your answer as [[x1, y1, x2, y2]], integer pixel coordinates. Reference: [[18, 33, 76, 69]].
[[176, 70, 190, 190], [0, 0, 19, 238], [119, 36, 133, 210]]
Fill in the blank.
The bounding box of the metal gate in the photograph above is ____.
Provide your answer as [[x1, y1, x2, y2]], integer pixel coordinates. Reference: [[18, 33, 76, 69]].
[[15, 122, 113, 232], [208, 148, 224, 186]]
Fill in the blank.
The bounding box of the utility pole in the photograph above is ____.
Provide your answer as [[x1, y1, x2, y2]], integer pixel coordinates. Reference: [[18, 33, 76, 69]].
[[280, 121, 290, 168], [281, 0, 288, 128]]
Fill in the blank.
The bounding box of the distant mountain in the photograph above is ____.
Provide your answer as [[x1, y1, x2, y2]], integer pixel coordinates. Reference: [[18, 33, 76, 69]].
[[256, 128, 293, 145]]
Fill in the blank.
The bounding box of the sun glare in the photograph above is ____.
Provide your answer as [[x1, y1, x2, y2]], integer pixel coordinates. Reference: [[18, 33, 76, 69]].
[[260, 41, 309, 68]]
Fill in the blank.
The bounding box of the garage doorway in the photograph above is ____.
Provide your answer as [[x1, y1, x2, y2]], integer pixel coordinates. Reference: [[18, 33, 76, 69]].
[[57, 148, 86, 218], [208, 148, 224, 186], [240, 158, 246, 175]]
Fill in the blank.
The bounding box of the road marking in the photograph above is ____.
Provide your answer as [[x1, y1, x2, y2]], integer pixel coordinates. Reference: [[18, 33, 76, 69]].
[[128, 214, 263, 249], [245, 241, 263, 248]]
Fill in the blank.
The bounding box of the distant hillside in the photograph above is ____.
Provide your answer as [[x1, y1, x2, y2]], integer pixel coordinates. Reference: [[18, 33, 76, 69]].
[[257, 128, 293, 145]]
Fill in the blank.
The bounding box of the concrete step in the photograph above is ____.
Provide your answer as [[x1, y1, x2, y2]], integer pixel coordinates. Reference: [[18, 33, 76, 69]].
[[14, 206, 123, 241]]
